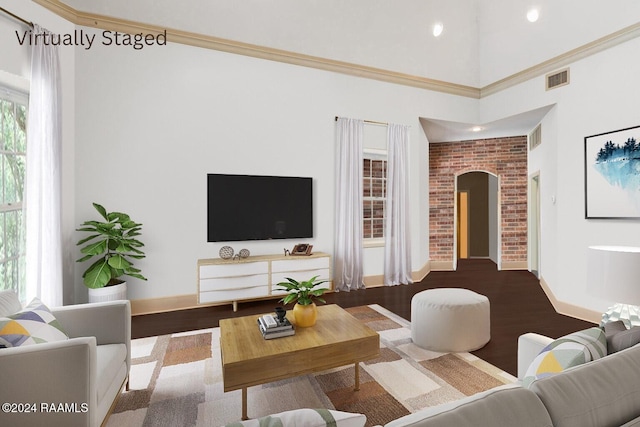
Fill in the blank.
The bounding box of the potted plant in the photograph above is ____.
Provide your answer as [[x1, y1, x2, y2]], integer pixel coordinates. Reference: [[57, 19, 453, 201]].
[[275, 276, 328, 327], [76, 203, 147, 302]]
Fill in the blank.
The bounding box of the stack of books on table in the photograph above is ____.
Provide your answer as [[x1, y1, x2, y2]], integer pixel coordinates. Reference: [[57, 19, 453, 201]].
[[257, 314, 295, 339]]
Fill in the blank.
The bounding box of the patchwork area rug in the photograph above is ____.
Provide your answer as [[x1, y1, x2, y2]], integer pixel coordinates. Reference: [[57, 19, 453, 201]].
[[107, 305, 516, 427]]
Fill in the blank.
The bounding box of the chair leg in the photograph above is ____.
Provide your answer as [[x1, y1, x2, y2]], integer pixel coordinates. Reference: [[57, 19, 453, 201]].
[[126, 377, 130, 391]]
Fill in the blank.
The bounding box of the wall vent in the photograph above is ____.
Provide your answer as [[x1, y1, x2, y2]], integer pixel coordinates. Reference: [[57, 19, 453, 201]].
[[529, 123, 542, 150], [546, 68, 570, 90]]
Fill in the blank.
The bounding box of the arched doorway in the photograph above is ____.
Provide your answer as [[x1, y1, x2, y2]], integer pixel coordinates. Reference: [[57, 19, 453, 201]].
[[455, 171, 499, 269]]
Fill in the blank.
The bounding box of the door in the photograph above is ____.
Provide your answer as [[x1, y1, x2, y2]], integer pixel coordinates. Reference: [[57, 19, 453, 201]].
[[457, 191, 469, 259]]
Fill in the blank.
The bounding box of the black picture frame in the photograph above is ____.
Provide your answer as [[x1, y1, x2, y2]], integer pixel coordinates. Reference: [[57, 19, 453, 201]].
[[584, 125, 640, 219]]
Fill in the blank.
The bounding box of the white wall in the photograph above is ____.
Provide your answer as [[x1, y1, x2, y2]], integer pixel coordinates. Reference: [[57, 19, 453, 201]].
[[0, 0, 76, 304], [74, 29, 477, 301], [11, 2, 639, 314], [481, 36, 640, 314]]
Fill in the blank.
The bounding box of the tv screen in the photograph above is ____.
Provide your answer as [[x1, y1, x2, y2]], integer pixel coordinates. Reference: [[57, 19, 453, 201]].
[[207, 174, 313, 242]]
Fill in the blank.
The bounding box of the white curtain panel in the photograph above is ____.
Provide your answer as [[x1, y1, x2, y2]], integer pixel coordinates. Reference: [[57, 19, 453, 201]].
[[384, 123, 413, 285], [25, 24, 63, 306], [334, 118, 366, 291]]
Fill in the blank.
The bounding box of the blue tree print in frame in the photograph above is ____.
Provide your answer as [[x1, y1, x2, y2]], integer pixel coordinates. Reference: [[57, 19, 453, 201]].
[[585, 125, 640, 219]]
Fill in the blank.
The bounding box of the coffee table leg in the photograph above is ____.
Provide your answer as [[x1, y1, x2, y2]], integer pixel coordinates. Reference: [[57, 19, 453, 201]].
[[242, 388, 248, 420], [354, 362, 360, 391]]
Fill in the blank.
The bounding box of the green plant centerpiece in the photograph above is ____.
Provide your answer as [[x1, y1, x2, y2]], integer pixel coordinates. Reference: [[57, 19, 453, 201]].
[[276, 275, 328, 327], [76, 203, 147, 293]]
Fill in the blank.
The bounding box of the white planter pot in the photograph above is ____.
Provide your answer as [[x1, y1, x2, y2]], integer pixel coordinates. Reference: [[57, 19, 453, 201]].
[[88, 281, 127, 303]]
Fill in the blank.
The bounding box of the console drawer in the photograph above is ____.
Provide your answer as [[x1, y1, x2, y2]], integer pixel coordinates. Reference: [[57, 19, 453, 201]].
[[271, 256, 330, 273], [199, 285, 269, 303], [200, 273, 269, 292], [200, 261, 268, 279]]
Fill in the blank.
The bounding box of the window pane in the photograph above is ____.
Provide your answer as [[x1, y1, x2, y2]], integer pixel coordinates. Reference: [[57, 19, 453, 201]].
[[372, 160, 385, 177], [0, 212, 4, 261], [0, 154, 5, 204], [5, 259, 17, 291], [7, 210, 21, 257], [4, 155, 18, 204], [2, 101, 15, 152], [363, 177, 371, 197], [0, 260, 6, 291], [0, 89, 27, 297], [363, 159, 371, 177], [373, 200, 385, 219], [363, 220, 372, 238], [15, 105, 27, 153], [372, 219, 384, 238]]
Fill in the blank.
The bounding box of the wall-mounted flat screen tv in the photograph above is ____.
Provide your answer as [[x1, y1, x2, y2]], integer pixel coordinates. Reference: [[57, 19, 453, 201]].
[[207, 173, 313, 242]]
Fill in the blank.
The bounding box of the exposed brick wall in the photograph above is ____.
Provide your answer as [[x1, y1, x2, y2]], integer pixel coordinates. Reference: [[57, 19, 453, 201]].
[[429, 136, 528, 264]]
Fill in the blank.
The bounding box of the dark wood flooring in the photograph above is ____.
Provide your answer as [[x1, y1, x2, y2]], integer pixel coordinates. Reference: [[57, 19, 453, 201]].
[[132, 259, 594, 376]]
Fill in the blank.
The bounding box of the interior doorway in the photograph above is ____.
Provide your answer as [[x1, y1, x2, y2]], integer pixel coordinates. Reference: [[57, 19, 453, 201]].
[[455, 171, 499, 268], [529, 173, 540, 277], [457, 191, 469, 259]]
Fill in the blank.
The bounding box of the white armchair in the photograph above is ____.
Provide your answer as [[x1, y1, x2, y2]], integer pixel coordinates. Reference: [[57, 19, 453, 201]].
[[517, 332, 554, 381], [0, 294, 130, 427]]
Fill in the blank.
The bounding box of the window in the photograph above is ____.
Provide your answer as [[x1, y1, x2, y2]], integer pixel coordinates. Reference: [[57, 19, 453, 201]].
[[363, 150, 387, 239], [0, 89, 27, 297]]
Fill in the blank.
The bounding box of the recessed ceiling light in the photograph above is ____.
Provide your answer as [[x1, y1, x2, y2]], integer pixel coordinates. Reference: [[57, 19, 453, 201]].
[[527, 8, 539, 22], [433, 23, 444, 37], [472, 126, 483, 132]]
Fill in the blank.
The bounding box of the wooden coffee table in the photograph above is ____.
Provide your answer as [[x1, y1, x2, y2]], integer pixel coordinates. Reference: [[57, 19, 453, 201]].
[[220, 304, 380, 420]]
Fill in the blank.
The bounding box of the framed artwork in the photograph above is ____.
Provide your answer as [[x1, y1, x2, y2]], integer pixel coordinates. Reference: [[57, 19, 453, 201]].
[[291, 244, 313, 256], [584, 125, 640, 219]]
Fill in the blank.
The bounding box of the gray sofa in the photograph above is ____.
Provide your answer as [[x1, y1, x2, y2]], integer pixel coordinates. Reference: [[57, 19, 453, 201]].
[[0, 294, 130, 427], [235, 332, 640, 427], [384, 333, 640, 427]]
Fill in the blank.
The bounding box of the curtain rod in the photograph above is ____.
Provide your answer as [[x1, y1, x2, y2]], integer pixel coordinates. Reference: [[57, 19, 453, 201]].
[[0, 6, 33, 28], [334, 116, 388, 126]]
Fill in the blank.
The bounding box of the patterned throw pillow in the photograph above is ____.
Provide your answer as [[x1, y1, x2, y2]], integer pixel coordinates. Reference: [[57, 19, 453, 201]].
[[0, 290, 22, 317], [225, 409, 366, 427], [523, 327, 606, 388], [0, 298, 69, 348]]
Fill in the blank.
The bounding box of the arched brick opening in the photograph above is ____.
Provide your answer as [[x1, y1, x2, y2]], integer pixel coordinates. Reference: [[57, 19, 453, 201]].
[[429, 136, 528, 269]]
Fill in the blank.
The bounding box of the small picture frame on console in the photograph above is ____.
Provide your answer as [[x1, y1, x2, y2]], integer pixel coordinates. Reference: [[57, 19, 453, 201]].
[[291, 244, 313, 256]]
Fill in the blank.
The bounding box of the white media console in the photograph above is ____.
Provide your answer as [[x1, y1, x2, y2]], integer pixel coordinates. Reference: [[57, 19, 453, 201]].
[[197, 252, 331, 311]]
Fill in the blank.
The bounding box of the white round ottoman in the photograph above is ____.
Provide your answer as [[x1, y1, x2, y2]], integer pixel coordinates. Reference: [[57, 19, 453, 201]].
[[411, 288, 490, 352]]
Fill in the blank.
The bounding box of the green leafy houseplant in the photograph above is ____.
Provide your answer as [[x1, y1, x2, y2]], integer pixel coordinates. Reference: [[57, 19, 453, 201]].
[[76, 203, 147, 289], [276, 276, 328, 306]]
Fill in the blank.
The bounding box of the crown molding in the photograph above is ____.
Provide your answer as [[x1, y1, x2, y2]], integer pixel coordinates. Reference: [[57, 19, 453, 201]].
[[33, 0, 640, 100], [481, 21, 640, 97]]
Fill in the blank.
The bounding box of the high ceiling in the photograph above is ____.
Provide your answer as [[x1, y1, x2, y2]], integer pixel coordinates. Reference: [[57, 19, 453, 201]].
[[53, 0, 640, 141], [60, 0, 640, 88]]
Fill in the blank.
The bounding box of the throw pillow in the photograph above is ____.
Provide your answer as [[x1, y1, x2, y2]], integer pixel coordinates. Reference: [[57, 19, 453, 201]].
[[523, 327, 606, 388], [609, 326, 640, 353], [603, 320, 627, 353], [0, 290, 22, 317], [0, 298, 69, 348], [225, 409, 366, 427]]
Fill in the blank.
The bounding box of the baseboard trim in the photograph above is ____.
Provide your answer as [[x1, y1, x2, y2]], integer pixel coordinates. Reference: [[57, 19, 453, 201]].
[[501, 261, 528, 270], [131, 294, 202, 316], [539, 276, 601, 324], [430, 260, 455, 271], [363, 274, 384, 288], [412, 260, 431, 282]]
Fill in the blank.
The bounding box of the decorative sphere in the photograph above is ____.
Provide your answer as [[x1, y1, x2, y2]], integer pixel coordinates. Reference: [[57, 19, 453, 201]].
[[219, 246, 234, 259]]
